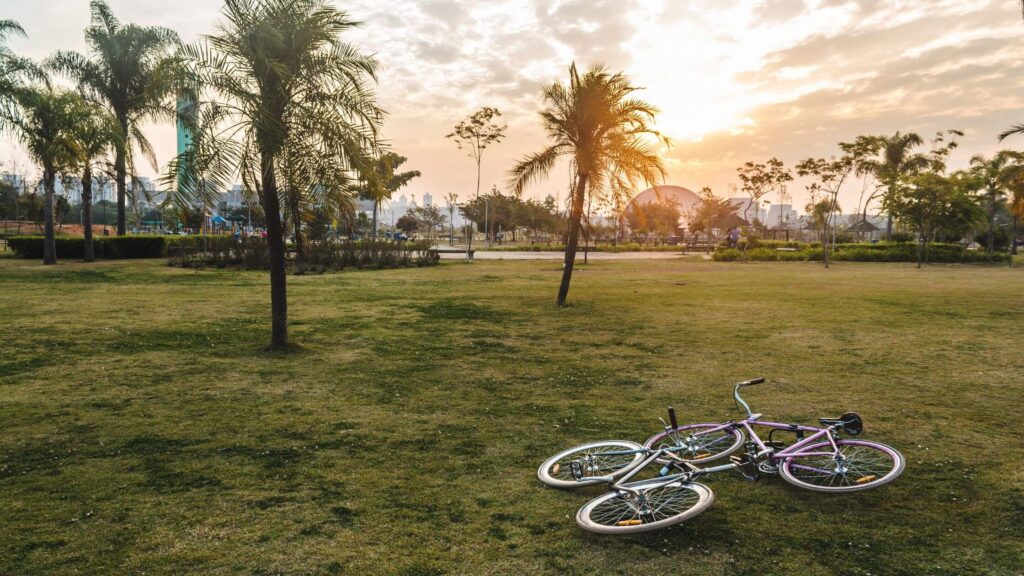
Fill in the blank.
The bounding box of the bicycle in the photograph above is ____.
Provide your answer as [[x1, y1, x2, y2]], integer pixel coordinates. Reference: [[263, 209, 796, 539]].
[[537, 377, 905, 534]]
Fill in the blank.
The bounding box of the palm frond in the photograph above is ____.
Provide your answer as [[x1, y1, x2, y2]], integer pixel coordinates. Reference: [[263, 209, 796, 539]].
[[999, 123, 1024, 142]]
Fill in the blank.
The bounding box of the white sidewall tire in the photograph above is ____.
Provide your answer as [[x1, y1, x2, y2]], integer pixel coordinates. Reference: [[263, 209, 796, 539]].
[[576, 480, 715, 534], [780, 440, 905, 493], [537, 440, 645, 489]]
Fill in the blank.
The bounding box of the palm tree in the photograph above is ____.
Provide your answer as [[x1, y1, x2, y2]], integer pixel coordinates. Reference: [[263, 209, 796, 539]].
[[358, 152, 420, 238], [69, 102, 122, 262], [511, 64, 666, 306], [860, 132, 930, 239], [1007, 175, 1023, 259], [49, 0, 180, 236], [1, 20, 44, 127], [170, 0, 383, 347], [969, 152, 1023, 253], [6, 87, 81, 264]]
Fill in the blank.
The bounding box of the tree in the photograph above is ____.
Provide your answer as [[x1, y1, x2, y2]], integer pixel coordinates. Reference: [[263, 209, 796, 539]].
[[50, 1, 181, 236], [796, 155, 854, 268], [6, 87, 82, 264], [409, 204, 446, 241], [511, 64, 666, 306], [859, 132, 930, 239], [68, 100, 121, 262], [625, 200, 680, 242], [690, 187, 739, 245], [843, 135, 884, 225], [736, 158, 791, 225], [447, 107, 506, 200], [1, 20, 44, 128], [968, 152, 1023, 254], [395, 214, 418, 235], [892, 172, 982, 267], [445, 192, 458, 245], [168, 0, 384, 348], [1008, 175, 1024, 258], [358, 152, 420, 238]]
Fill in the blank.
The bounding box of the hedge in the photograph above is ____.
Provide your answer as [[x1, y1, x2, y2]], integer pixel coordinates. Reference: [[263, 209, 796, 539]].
[[484, 242, 683, 253], [713, 242, 1011, 264], [7, 235, 178, 259], [166, 236, 438, 272]]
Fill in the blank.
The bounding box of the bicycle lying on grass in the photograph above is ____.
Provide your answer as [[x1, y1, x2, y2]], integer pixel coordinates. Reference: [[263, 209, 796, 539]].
[[538, 378, 905, 534]]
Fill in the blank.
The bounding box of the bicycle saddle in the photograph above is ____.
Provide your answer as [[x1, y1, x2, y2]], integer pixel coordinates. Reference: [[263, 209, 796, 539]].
[[818, 412, 863, 435]]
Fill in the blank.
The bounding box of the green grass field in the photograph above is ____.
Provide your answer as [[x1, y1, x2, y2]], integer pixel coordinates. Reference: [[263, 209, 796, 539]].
[[1, 256, 1022, 575]]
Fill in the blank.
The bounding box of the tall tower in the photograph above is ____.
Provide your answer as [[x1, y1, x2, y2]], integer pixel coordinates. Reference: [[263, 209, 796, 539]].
[[175, 89, 197, 193]]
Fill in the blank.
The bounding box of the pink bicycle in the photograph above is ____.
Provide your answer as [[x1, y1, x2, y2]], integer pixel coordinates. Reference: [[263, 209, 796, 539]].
[[538, 378, 905, 534]]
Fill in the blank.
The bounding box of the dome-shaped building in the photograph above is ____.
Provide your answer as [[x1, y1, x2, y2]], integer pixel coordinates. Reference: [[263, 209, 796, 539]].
[[626, 185, 701, 232], [628, 185, 700, 214]]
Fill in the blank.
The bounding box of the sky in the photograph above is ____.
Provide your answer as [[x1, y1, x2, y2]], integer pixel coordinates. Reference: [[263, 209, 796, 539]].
[[3, 0, 1024, 215]]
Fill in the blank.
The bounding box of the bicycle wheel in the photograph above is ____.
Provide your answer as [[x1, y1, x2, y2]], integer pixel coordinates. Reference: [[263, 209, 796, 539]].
[[643, 423, 744, 463], [780, 439, 904, 493], [537, 440, 646, 489], [576, 480, 714, 534]]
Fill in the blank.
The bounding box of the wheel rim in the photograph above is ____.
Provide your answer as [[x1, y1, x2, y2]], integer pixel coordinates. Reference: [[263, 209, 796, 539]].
[[783, 440, 901, 490], [646, 424, 742, 461], [583, 482, 709, 529], [544, 442, 642, 483]]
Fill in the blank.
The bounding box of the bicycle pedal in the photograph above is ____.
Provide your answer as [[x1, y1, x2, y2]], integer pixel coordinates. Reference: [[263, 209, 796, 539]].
[[730, 455, 760, 481], [552, 464, 560, 475], [855, 475, 876, 484]]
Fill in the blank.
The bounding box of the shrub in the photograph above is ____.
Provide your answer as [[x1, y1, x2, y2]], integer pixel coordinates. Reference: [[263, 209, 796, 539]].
[[167, 236, 438, 272], [712, 240, 1010, 264], [711, 248, 741, 261], [8, 235, 172, 260], [745, 247, 780, 261]]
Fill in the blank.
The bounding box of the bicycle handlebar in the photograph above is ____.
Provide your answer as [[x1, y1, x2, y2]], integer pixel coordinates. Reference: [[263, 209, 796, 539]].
[[733, 377, 765, 418]]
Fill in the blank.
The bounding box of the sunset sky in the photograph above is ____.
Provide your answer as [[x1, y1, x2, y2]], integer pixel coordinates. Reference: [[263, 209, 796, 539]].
[[4, 0, 1024, 213]]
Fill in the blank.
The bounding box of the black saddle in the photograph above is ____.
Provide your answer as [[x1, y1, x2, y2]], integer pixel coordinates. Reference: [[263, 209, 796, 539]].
[[818, 412, 863, 435]]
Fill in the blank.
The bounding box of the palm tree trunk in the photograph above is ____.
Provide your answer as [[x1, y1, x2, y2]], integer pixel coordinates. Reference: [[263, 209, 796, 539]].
[[115, 112, 128, 236], [372, 200, 379, 238], [557, 172, 588, 307], [82, 166, 95, 262], [42, 164, 57, 265], [292, 214, 305, 275], [1011, 215, 1019, 261], [986, 200, 996, 254], [261, 155, 288, 348]]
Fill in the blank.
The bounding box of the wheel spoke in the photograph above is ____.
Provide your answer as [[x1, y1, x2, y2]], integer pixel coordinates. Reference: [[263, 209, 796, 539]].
[[588, 483, 702, 527], [785, 441, 898, 490]]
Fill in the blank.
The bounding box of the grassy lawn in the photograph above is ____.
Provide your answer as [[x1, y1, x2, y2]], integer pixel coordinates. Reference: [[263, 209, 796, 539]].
[[1, 257, 1022, 575]]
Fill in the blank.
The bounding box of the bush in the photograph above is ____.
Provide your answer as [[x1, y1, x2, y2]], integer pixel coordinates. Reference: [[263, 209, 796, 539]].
[[745, 247, 780, 261], [712, 248, 741, 261], [8, 235, 173, 260], [712, 241, 1011, 264], [167, 236, 438, 272]]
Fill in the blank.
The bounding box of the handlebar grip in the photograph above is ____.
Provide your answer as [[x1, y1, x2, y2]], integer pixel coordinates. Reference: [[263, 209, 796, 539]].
[[745, 377, 766, 386], [668, 407, 678, 429]]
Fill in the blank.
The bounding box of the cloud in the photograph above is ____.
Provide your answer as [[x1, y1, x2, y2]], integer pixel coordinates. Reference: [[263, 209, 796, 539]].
[[2, 0, 1022, 214]]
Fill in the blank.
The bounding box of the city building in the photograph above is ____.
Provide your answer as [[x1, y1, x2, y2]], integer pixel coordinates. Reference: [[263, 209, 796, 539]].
[[727, 197, 768, 225], [765, 204, 800, 230]]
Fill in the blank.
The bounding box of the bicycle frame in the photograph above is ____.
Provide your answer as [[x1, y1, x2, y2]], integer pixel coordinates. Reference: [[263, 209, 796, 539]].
[[584, 381, 853, 496]]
